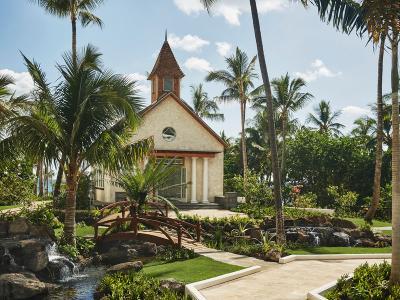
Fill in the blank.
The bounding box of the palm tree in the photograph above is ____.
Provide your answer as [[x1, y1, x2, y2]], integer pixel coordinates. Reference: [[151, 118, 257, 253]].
[[114, 158, 180, 214], [206, 47, 261, 186], [30, 0, 105, 198], [0, 46, 150, 245], [309, 0, 400, 283], [191, 84, 224, 122], [271, 74, 313, 180], [351, 116, 376, 138], [307, 100, 344, 135], [201, 0, 313, 244]]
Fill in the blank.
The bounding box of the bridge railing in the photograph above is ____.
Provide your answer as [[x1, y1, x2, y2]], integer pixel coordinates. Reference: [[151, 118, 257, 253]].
[[94, 208, 202, 246]]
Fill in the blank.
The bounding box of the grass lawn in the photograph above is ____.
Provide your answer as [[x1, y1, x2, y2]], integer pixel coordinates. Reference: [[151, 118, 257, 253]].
[[288, 246, 392, 255], [143, 256, 243, 283], [344, 217, 391, 228], [55, 224, 106, 237], [0, 204, 22, 211]]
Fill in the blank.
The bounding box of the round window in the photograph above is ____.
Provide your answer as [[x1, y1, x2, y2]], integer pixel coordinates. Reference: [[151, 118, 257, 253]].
[[162, 127, 176, 142]]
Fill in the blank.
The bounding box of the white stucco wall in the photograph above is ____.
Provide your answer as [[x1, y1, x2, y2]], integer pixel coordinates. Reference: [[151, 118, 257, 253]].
[[95, 95, 224, 203]]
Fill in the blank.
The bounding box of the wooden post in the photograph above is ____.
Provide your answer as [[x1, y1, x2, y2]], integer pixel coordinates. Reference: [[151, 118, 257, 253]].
[[116, 216, 121, 232], [132, 208, 138, 236], [165, 203, 169, 218], [196, 221, 201, 242], [121, 206, 125, 218], [177, 225, 182, 247]]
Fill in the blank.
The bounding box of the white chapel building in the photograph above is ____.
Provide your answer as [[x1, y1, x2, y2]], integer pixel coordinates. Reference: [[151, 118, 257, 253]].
[[94, 37, 226, 205]]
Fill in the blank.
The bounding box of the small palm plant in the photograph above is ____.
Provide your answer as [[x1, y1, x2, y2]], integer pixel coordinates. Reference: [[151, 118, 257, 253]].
[[115, 158, 182, 214]]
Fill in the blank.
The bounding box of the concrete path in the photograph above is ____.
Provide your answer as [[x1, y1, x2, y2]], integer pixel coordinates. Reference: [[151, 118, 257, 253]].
[[200, 258, 389, 300], [171, 209, 247, 219]]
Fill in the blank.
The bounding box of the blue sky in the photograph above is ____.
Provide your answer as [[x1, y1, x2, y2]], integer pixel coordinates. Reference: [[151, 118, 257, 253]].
[[0, 0, 390, 138]]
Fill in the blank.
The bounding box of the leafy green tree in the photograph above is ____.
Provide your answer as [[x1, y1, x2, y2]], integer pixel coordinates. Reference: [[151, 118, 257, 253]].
[[307, 100, 344, 136], [206, 47, 261, 186], [0, 46, 150, 245], [191, 84, 224, 121], [286, 129, 389, 208]]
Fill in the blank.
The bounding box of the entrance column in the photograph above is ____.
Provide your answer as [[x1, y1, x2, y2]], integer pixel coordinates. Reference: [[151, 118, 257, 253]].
[[191, 157, 197, 203], [202, 158, 209, 203]]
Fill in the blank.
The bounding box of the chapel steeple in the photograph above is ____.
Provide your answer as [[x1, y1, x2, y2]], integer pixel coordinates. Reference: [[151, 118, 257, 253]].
[[148, 34, 185, 102]]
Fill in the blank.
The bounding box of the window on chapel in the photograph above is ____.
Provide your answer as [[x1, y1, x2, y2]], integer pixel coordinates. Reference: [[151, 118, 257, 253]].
[[163, 78, 173, 91]]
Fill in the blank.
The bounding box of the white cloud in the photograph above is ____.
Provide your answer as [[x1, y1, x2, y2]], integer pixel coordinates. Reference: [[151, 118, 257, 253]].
[[295, 59, 342, 82], [174, 0, 286, 26], [125, 72, 150, 95], [0, 69, 34, 96], [216, 42, 232, 57], [342, 105, 371, 117], [184, 57, 213, 72], [169, 33, 210, 52]]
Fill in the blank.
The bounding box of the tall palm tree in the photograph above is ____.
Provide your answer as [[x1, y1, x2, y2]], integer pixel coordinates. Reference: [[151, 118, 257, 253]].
[[30, 0, 105, 198], [307, 100, 344, 135], [201, 0, 312, 244], [271, 74, 313, 180], [30, 0, 104, 63], [0, 46, 150, 245], [309, 0, 400, 283], [206, 47, 261, 186], [191, 84, 224, 122]]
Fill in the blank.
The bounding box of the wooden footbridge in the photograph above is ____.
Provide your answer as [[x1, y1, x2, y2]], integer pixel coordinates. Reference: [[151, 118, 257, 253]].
[[93, 201, 203, 247]]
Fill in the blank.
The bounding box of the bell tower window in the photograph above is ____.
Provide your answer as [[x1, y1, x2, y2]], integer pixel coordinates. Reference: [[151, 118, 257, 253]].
[[163, 77, 173, 92]]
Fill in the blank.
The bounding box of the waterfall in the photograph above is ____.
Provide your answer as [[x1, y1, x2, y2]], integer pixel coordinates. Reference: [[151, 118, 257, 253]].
[[309, 229, 321, 246], [46, 243, 79, 282]]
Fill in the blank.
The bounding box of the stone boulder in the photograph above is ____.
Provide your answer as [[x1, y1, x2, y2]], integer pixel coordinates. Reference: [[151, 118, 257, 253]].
[[106, 261, 143, 274], [10, 239, 49, 272], [141, 242, 157, 256], [159, 279, 185, 294], [29, 225, 56, 240], [265, 249, 282, 262], [9, 219, 30, 235], [0, 222, 8, 238], [331, 218, 357, 229], [354, 238, 376, 248], [0, 273, 47, 299]]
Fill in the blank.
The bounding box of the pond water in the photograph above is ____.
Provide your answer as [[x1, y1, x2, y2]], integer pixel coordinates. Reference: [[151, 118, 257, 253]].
[[45, 266, 106, 300]]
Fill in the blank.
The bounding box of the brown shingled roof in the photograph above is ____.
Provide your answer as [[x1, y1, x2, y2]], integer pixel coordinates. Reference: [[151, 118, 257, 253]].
[[147, 40, 185, 80]]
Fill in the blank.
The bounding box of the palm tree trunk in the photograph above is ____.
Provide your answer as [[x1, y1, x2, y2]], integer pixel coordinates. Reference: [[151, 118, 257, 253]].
[[53, 154, 65, 198], [63, 162, 78, 245], [249, 0, 285, 244], [38, 159, 43, 197], [365, 34, 386, 223], [71, 12, 77, 65], [281, 113, 287, 182], [44, 163, 49, 196], [34, 163, 39, 195], [390, 30, 400, 284], [240, 100, 248, 185]]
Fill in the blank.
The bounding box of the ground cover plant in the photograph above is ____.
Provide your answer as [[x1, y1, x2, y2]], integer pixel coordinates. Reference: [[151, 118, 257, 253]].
[[326, 262, 400, 300]]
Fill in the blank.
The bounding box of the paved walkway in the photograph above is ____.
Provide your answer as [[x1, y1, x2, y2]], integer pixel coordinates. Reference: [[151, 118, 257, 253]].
[[200, 258, 389, 300]]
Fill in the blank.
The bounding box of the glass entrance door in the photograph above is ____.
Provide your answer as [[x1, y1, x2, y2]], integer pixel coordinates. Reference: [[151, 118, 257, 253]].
[[157, 158, 186, 201]]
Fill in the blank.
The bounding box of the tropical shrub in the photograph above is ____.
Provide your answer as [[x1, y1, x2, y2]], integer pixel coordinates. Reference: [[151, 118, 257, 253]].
[[226, 173, 273, 206], [0, 159, 36, 206], [157, 246, 198, 262], [293, 192, 318, 208], [326, 262, 400, 300], [97, 271, 185, 300], [232, 203, 326, 220], [327, 186, 358, 217], [0, 204, 62, 229]]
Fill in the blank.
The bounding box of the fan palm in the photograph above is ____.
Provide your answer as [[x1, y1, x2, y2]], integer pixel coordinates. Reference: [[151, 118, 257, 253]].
[[0, 46, 151, 245], [307, 100, 344, 135], [191, 84, 224, 122], [30, 0, 105, 198], [271, 74, 313, 180], [309, 0, 400, 282], [114, 158, 180, 214], [206, 47, 261, 186]]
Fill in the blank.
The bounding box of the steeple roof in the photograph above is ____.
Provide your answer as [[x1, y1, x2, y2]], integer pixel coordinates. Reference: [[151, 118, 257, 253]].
[[147, 39, 185, 80]]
